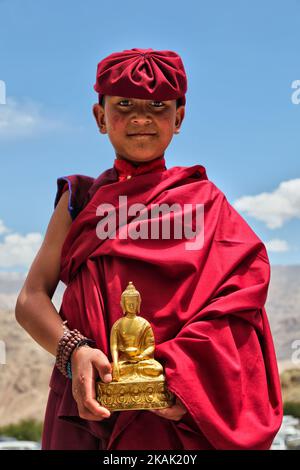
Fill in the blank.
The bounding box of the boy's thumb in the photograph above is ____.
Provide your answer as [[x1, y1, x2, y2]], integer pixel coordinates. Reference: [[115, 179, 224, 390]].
[[93, 354, 112, 383]]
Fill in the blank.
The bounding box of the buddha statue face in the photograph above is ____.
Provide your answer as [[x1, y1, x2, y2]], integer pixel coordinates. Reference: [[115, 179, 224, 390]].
[[121, 295, 141, 315]]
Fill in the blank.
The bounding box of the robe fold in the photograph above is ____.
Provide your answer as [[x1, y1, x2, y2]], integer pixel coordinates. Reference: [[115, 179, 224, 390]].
[[42, 163, 282, 450]]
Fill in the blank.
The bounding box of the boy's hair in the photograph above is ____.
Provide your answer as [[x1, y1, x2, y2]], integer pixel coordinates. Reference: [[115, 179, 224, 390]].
[[99, 95, 182, 109]]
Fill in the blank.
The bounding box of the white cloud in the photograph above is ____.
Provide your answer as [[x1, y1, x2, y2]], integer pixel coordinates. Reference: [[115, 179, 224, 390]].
[[0, 96, 67, 139], [233, 178, 300, 229], [0, 231, 43, 268], [265, 239, 290, 253], [0, 219, 10, 235]]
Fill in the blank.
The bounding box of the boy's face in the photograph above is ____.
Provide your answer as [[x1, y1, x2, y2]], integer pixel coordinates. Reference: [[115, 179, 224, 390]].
[[93, 96, 185, 163]]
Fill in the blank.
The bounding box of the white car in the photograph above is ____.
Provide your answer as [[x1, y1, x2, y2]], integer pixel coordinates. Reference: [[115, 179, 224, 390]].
[[0, 440, 41, 450]]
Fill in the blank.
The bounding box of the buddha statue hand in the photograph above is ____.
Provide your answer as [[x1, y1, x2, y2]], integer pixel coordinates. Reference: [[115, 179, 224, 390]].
[[132, 354, 146, 361], [125, 347, 138, 358]]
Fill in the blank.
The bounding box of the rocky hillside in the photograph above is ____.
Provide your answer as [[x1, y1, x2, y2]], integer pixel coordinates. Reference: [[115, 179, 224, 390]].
[[281, 368, 300, 403], [265, 265, 300, 362], [0, 276, 64, 427]]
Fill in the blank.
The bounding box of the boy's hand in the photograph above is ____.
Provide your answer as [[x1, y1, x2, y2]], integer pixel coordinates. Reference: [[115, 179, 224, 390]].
[[71, 346, 112, 421], [149, 396, 187, 421]]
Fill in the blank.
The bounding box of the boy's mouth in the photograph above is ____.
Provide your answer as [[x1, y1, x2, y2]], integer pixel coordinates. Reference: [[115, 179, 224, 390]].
[[127, 133, 157, 138]]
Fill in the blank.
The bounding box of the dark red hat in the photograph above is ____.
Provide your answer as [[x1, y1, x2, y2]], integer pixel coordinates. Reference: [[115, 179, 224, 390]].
[[94, 48, 187, 106]]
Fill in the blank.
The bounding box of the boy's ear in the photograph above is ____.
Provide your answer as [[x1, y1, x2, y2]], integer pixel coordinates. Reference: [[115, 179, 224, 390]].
[[93, 103, 106, 133], [174, 105, 185, 134]]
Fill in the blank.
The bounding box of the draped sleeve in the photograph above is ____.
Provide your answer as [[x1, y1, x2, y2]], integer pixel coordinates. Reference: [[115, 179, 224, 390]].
[[54, 175, 95, 221], [155, 195, 283, 450]]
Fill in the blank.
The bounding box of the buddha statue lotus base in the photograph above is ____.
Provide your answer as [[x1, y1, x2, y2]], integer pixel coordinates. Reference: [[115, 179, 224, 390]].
[[96, 377, 175, 412]]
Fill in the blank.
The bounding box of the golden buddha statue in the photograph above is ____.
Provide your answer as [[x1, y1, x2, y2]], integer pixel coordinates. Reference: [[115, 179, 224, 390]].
[[96, 281, 175, 411], [111, 281, 164, 382]]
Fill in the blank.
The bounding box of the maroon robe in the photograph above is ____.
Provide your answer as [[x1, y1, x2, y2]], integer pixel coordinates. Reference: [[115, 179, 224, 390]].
[[41, 160, 283, 450]]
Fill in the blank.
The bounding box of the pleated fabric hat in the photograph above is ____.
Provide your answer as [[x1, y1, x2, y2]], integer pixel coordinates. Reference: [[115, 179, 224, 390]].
[[94, 48, 187, 106]]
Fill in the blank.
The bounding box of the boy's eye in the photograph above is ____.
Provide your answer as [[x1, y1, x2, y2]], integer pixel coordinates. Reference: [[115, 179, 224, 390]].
[[152, 101, 164, 107], [118, 100, 131, 106]]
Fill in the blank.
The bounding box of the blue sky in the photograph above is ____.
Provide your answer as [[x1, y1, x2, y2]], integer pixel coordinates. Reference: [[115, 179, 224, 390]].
[[0, 0, 299, 272]]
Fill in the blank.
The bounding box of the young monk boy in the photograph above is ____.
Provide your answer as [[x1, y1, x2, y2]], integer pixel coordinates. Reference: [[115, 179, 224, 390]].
[[15, 48, 283, 450]]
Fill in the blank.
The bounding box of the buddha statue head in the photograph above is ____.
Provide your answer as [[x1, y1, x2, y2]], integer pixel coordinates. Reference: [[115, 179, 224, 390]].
[[120, 281, 141, 316]]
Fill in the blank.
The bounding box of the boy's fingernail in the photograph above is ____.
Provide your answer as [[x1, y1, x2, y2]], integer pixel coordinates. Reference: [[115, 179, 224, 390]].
[[97, 405, 110, 416], [104, 373, 112, 382]]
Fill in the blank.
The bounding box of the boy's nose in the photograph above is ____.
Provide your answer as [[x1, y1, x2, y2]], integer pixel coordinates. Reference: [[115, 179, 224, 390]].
[[131, 116, 152, 125]]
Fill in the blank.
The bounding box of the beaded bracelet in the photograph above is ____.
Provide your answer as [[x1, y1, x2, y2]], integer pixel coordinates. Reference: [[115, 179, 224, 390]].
[[66, 340, 94, 380], [66, 360, 72, 380], [55, 327, 95, 379]]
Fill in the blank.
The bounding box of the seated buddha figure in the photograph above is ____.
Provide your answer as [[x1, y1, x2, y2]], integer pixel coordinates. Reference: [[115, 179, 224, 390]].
[[110, 282, 164, 382]]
